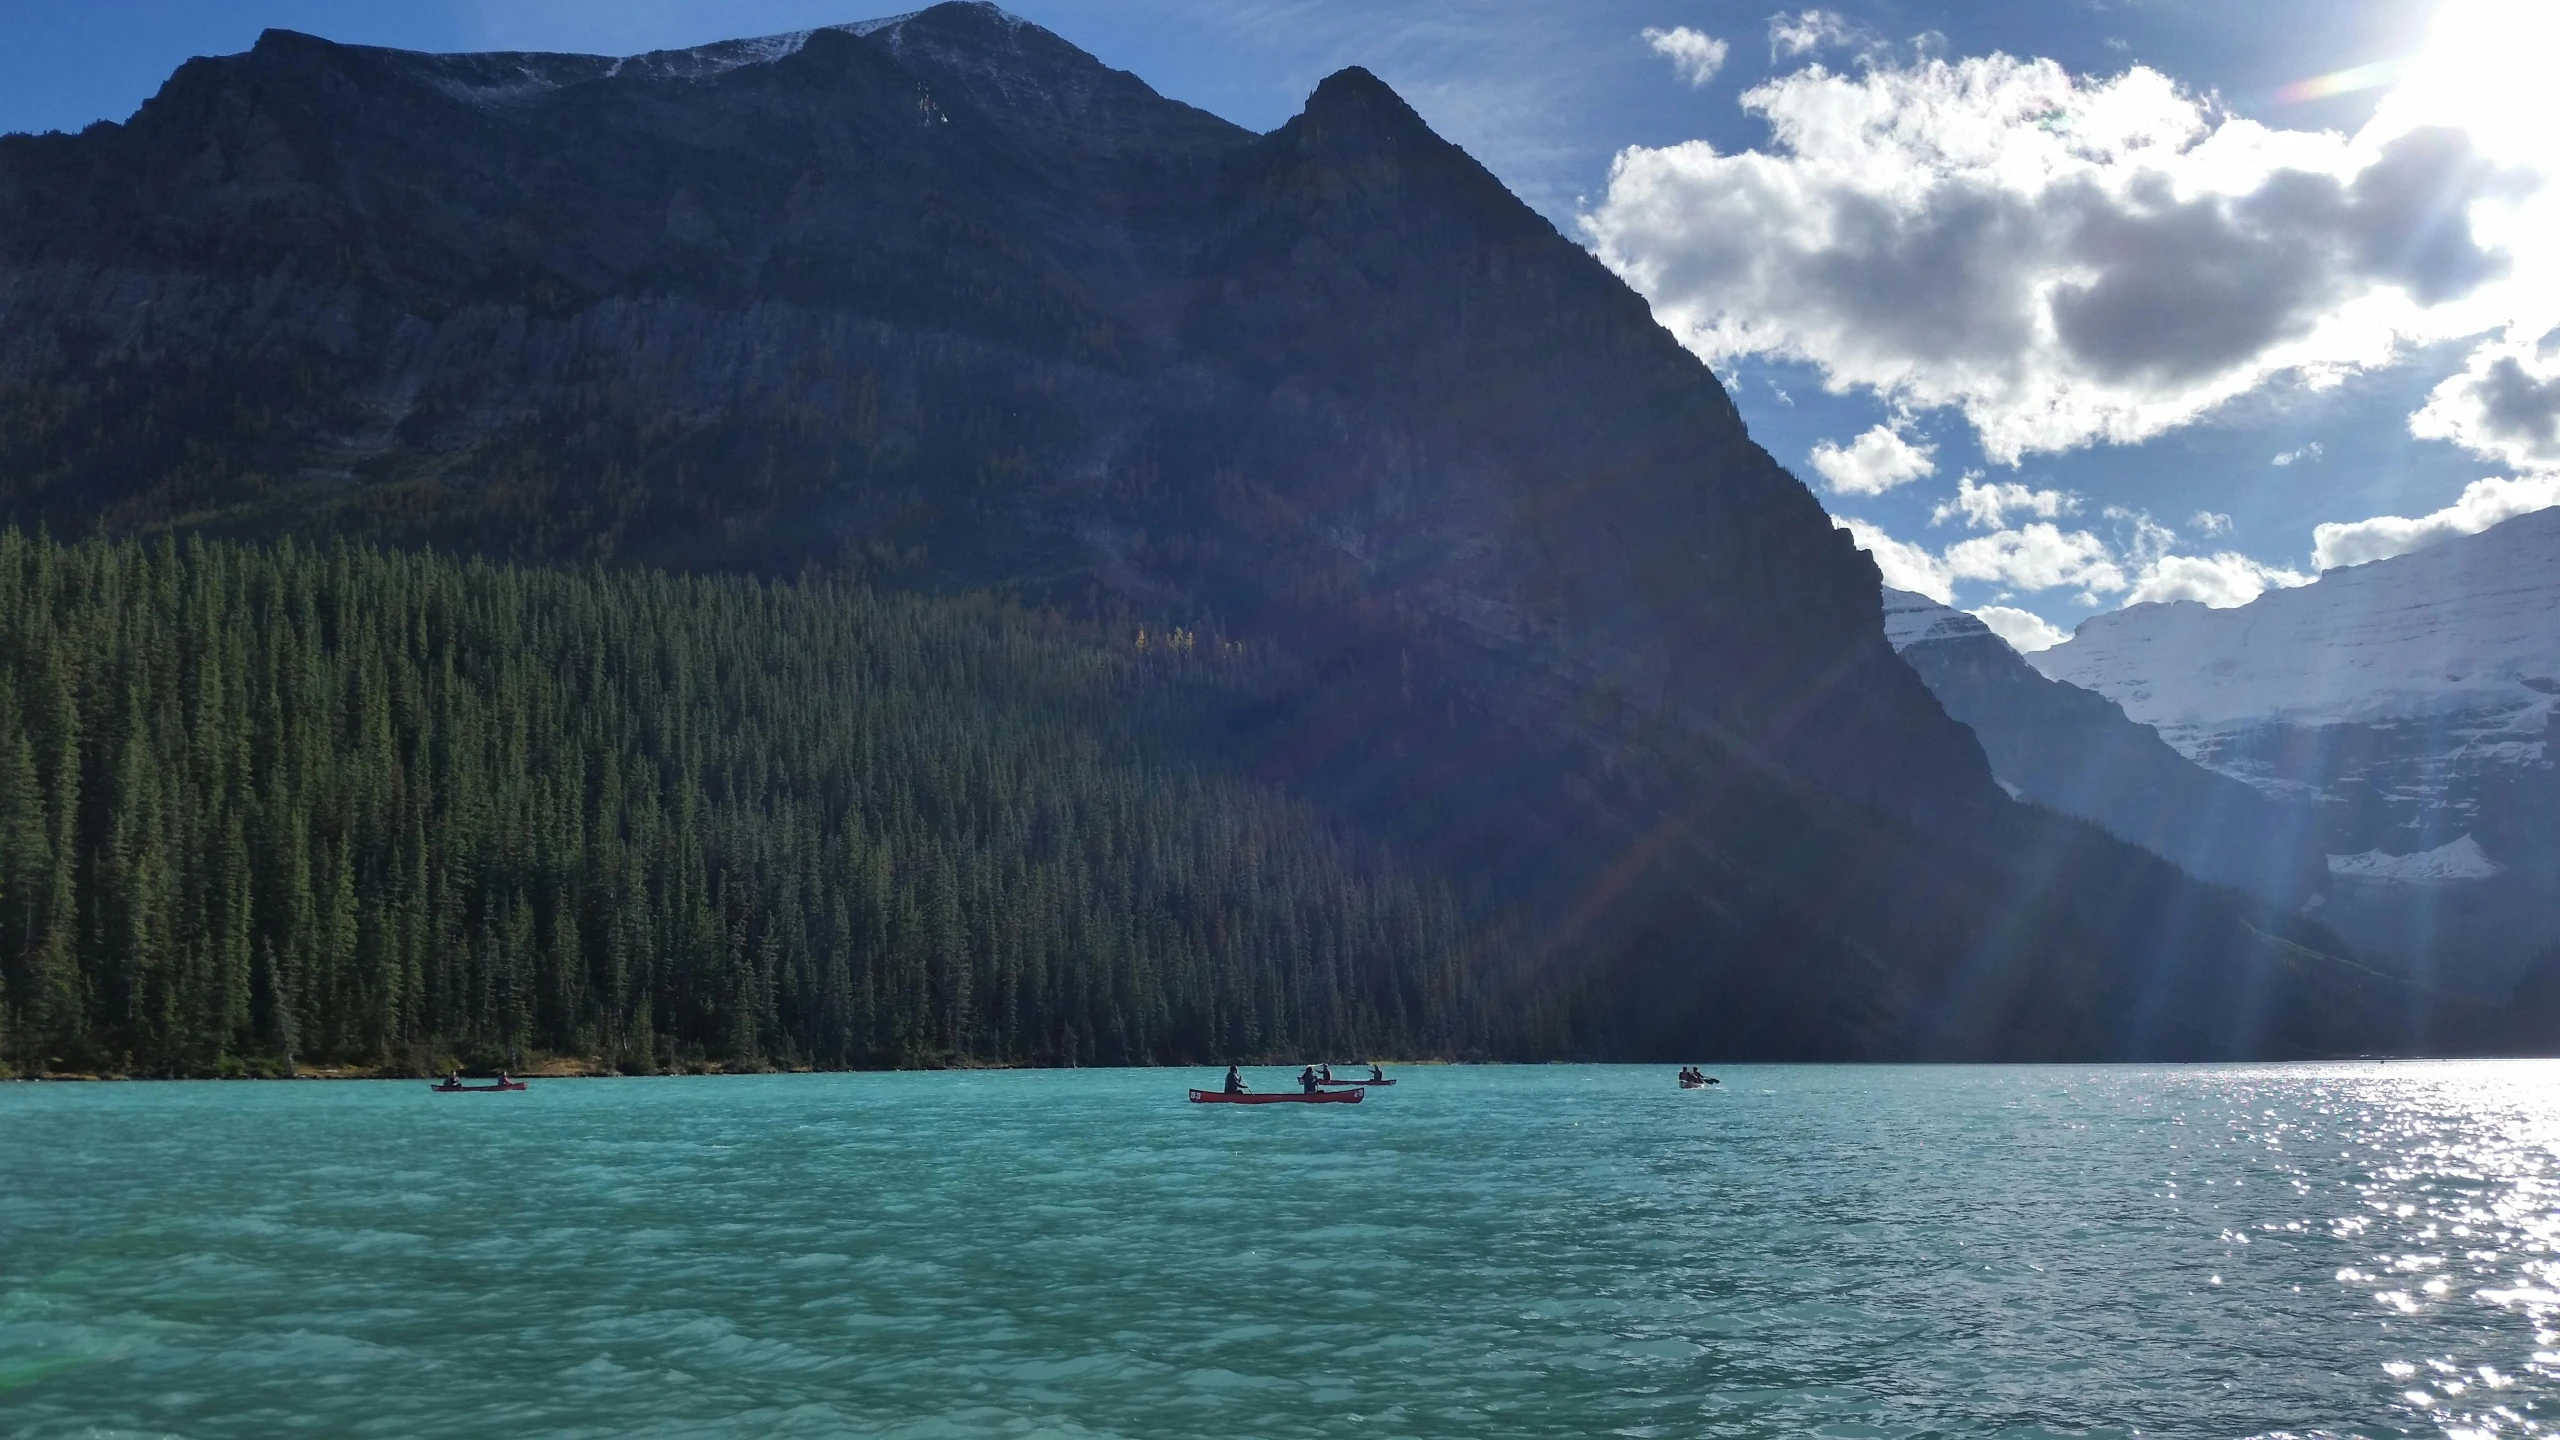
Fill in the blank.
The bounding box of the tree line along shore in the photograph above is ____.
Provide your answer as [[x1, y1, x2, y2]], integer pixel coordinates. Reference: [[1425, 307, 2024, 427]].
[[0, 532, 1555, 1079]]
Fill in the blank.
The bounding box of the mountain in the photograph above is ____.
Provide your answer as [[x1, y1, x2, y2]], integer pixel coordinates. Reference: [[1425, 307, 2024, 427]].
[[2032, 506, 2560, 992], [0, 5, 2457, 1059], [1882, 589, 2324, 908], [0, 3, 1963, 815]]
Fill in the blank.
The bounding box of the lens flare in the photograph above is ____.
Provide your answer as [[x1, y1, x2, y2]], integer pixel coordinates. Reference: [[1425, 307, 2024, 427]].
[[2275, 59, 2402, 104]]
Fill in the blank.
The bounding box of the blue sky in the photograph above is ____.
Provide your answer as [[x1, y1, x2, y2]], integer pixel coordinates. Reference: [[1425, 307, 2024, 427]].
[[4, 0, 2553, 648]]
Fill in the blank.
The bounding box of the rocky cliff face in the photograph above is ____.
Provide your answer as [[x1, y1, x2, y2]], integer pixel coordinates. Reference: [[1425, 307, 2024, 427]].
[[0, 4, 2447, 1056]]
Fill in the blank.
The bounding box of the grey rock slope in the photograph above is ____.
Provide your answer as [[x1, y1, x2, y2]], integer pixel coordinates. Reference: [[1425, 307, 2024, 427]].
[[0, 4, 2451, 1056], [1883, 589, 2325, 908]]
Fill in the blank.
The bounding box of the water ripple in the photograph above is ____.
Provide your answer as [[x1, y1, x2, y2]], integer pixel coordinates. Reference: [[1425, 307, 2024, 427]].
[[12, 1065, 2560, 1435]]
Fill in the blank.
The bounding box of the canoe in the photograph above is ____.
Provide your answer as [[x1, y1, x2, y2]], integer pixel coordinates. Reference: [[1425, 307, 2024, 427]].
[[1314, 1076, 1394, 1087], [1188, 1087, 1363, 1104], [430, 1081, 526, 1092], [1678, 1078, 1718, 1089]]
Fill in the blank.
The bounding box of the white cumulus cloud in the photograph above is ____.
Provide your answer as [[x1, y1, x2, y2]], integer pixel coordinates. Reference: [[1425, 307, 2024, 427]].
[[1837, 499, 2314, 634], [1642, 26, 1730, 87], [1930, 473, 2078, 529], [1767, 9, 1869, 61], [1942, 522, 2127, 599], [1808, 423, 1935, 494], [1583, 50, 2543, 462], [2410, 333, 2560, 471], [1971, 604, 2072, 652], [2123, 552, 2311, 607], [2310, 473, 2560, 569]]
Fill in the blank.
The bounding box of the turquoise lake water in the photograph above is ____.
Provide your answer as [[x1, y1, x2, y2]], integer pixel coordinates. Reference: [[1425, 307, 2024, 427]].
[[8, 1064, 2560, 1438]]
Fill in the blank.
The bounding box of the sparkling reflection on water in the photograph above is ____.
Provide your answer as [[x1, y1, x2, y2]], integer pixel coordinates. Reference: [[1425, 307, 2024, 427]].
[[9, 1064, 2560, 1437]]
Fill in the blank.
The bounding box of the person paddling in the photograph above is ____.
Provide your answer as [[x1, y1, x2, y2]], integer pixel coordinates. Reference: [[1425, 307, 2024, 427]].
[[1367, 1062, 1385, 1083], [1319, 1062, 1333, 1082], [1298, 1064, 1320, 1094], [1223, 1064, 1247, 1095]]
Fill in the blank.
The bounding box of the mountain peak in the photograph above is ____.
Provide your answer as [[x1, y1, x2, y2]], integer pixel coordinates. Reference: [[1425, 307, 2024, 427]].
[[1291, 65, 1443, 151], [1880, 587, 2000, 651], [1305, 66, 1408, 114]]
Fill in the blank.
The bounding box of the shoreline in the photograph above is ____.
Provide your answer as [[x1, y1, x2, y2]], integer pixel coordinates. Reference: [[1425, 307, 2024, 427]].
[[2, 1057, 1467, 1083]]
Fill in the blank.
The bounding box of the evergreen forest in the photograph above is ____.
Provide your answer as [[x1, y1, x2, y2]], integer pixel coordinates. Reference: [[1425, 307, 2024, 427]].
[[0, 531, 1515, 1077]]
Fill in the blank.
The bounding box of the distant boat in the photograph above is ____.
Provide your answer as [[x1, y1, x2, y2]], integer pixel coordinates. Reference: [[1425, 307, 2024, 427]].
[[1678, 1075, 1719, 1089], [1189, 1087, 1363, 1104], [431, 1079, 526, 1093], [1314, 1076, 1393, 1087]]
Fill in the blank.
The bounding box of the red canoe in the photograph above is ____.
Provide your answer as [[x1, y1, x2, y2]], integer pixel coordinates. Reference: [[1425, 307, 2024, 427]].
[[430, 1081, 527, 1092], [1188, 1087, 1363, 1104], [1314, 1076, 1394, 1087]]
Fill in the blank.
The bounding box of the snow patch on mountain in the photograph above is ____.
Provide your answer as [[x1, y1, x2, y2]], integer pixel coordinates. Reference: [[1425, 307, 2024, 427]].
[[2328, 834, 2506, 883], [846, 10, 935, 39], [408, 6, 960, 105], [612, 13, 925, 81]]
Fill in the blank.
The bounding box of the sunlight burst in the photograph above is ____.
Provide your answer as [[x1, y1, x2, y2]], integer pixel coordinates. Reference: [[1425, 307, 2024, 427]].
[[2377, 0, 2560, 168]]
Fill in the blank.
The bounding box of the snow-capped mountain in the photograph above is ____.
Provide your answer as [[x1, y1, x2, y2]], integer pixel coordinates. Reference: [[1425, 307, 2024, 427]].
[[2030, 506, 2560, 985], [2032, 506, 2558, 849], [2032, 506, 2558, 785], [1882, 588, 2322, 907]]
